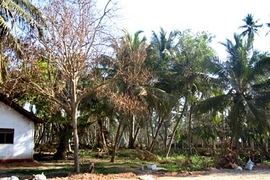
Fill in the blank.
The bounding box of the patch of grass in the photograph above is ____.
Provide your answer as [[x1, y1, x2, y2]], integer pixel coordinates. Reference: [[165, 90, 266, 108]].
[[262, 159, 270, 164], [158, 154, 214, 172], [0, 150, 215, 179], [90, 149, 214, 172], [117, 149, 159, 161], [89, 158, 145, 174]]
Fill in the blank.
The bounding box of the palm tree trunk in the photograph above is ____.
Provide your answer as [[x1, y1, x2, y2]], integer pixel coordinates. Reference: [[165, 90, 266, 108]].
[[164, 123, 168, 149], [166, 99, 187, 157], [188, 105, 193, 157], [110, 117, 125, 163], [133, 126, 140, 146], [97, 119, 108, 151], [148, 116, 164, 152], [265, 138, 268, 153]]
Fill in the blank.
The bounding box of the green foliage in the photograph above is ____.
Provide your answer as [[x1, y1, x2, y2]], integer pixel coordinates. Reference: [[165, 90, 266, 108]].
[[262, 159, 270, 165], [159, 154, 214, 172], [197, 32, 270, 146], [196, 95, 231, 114], [3, 8, 270, 175], [0, 0, 46, 57], [239, 14, 262, 40]]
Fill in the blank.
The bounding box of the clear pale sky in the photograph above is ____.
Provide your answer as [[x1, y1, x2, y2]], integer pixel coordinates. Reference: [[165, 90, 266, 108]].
[[117, 0, 270, 60]]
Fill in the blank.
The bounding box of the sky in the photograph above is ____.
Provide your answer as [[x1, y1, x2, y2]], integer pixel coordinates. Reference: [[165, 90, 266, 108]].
[[116, 0, 270, 60]]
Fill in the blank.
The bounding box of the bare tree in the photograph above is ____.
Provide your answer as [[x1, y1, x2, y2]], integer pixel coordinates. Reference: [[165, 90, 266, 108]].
[[40, 0, 118, 173], [3, 0, 118, 173]]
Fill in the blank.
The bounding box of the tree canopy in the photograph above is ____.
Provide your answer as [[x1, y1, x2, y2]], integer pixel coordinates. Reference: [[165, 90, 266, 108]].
[[1, 3, 270, 172]]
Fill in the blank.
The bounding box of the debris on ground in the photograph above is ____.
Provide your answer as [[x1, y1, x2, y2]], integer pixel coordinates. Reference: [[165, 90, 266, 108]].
[[138, 174, 155, 180], [0, 176, 19, 180]]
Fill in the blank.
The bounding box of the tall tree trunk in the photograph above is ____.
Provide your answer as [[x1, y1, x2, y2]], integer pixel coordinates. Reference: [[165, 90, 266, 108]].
[[128, 115, 136, 149], [71, 79, 80, 173], [164, 122, 168, 149], [111, 117, 125, 163], [166, 99, 187, 157], [148, 116, 164, 152], [54, 124, 71, 160], [133, 126, 140, 147], [146, 122, 151, 147], [188, 105, 193, 157], [97, 119, 107, 150], [35, 124, 46, 145], [72, 111, 80, 172], [128, 115, 141, 149], [265, 138, 268, 153], [251, 138, 254, 151]]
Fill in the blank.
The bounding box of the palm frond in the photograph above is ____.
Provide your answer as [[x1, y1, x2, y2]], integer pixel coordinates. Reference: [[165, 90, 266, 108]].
[[195, 94, 231, 114], [5, 0, 46, 33], [254, 91, 270, 108], [252, 57, 270, 77], [202, 57, 227, 78], [246, 100, 270, 133], [0, 15, 10, 36], [134, 85, 177, 116], [252, 78, 270, 90], [228, 103, 244, 139]]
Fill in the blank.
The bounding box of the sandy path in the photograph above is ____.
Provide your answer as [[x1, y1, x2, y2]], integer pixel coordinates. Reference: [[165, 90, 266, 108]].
[[155, 168, 270, 180], [102, 168, 270, 180], [45, 166, 270, 180], [1, 162, 270, 180]]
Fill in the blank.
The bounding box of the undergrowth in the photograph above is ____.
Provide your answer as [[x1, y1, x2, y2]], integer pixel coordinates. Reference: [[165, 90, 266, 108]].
[[0, 149, 215, 179]]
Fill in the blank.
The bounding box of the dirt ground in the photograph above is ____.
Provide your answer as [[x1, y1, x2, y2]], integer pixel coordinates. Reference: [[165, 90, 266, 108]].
[[47, 164, 270, 180], [46, 166, 270, 180], [1, 162, 270, 180]]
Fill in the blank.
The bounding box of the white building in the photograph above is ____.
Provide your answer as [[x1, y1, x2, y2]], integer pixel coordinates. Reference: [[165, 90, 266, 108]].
[[0, 93, 43, 162]]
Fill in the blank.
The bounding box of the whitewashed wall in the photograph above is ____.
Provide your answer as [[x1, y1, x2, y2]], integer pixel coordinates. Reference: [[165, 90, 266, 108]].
[[0, 102, 35, 161]]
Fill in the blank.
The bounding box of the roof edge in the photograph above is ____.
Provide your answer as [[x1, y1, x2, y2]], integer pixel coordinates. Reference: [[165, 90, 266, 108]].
[[0, 92, 44, 124]]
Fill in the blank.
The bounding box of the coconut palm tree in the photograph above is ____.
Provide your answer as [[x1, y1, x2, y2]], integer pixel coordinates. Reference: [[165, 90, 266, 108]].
[[109, 29, 150, 162], [0, 0, 46, 83], [146, 27, 179, 76], [239, 14, 262, 41], [147, 29, 216, 156], [197, 33, 270, 149], [108, 29, 178, 159], [169, 30, 216, 156], [144, 28, 181, 152]]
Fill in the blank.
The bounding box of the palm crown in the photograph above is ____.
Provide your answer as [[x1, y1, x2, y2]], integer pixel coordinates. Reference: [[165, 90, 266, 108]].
[[239, 14, 262, 40], [197, 33, 270, 147]]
